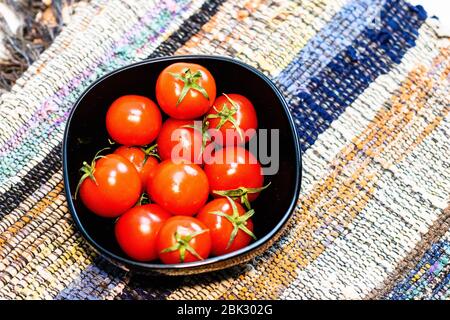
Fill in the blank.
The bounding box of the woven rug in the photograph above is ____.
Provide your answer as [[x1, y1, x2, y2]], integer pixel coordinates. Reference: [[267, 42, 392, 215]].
[[0, 0, 449, 300]]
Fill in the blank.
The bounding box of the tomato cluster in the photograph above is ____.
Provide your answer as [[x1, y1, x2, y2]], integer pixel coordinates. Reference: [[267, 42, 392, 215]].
[[75, 62, 269, 264]]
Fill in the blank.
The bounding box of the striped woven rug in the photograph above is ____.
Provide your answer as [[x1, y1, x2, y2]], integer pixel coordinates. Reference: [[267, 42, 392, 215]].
[[0, 0, 449, 300]]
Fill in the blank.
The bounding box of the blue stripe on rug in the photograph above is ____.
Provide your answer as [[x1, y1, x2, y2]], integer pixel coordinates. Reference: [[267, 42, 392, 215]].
[[276, 0, 386, 93], [387, 241, 450, 300], [275, 0, 427, 151]]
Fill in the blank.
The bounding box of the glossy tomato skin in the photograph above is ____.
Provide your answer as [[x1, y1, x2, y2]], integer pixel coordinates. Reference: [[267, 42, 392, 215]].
[[114, 146, 158, 190], [157, 118, 203, 164], [207, 94, 257, 146], [156, 63, 216, 119], [197, 198, 254, 256], [79, 154, 141, 217], [106, 95, 162, 145], [148, 161, 209, 216], [156, 216, 211, 264], [204, 146, 264, 202], [115, 204, 171, 261]]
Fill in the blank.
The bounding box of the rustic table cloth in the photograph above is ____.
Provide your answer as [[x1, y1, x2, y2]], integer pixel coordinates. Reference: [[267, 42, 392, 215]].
[[0, 0, 449, 299]]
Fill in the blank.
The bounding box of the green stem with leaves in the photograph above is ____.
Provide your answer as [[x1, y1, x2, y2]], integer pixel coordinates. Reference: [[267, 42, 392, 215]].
[[142, 143, 160, 164], [213, 182, 271, 210], [160, 229, 208, 262], [169, 68, 209, 106], [211, 196, 257, 249], [205, 93, 243, 140], [74, 147, 110, 199]]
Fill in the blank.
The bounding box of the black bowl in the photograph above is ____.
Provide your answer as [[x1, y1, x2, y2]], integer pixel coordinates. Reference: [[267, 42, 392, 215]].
[[63, 55, 301, 275]]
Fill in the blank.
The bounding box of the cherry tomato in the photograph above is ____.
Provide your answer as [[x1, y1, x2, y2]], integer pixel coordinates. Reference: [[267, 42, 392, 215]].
[[206, 94, 257, 146], [114, 145, 159, 190], [203, 146, 265, 209], [148, 160, 209, 216], [106, 95, 162, 145], [115, 204, 171, 261], [156, 63, 216, 119], [77, 153, 141, 217], [157, 118, 203, 164], [157, 216, 211, 264], [197, 197, 256, 256]]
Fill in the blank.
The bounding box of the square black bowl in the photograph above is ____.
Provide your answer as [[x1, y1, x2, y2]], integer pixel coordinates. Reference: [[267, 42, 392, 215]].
[[63, 55, 302, 275]]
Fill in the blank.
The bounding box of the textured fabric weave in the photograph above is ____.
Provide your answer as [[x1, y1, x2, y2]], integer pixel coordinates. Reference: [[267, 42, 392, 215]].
[[0, 0, 449, 300]]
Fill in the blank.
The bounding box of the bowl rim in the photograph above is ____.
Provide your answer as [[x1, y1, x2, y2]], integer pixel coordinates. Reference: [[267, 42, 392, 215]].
[[62, 54, 302, 271]]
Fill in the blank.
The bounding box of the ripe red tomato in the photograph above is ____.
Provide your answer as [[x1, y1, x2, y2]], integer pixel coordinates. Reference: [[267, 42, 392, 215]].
[[156, 216, 211, 263], [197, 197, 255, 256], [115, 204, 171, 261], [77, 153, 141, 217], [206, 94, 257, 146], [157, 118, 203, 164], [203, 146, 265, 209], [148, 160, 209, 216], [156, 63, 216, 119], [114, 146, 159, 190], [106, 95, 162, 145]]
